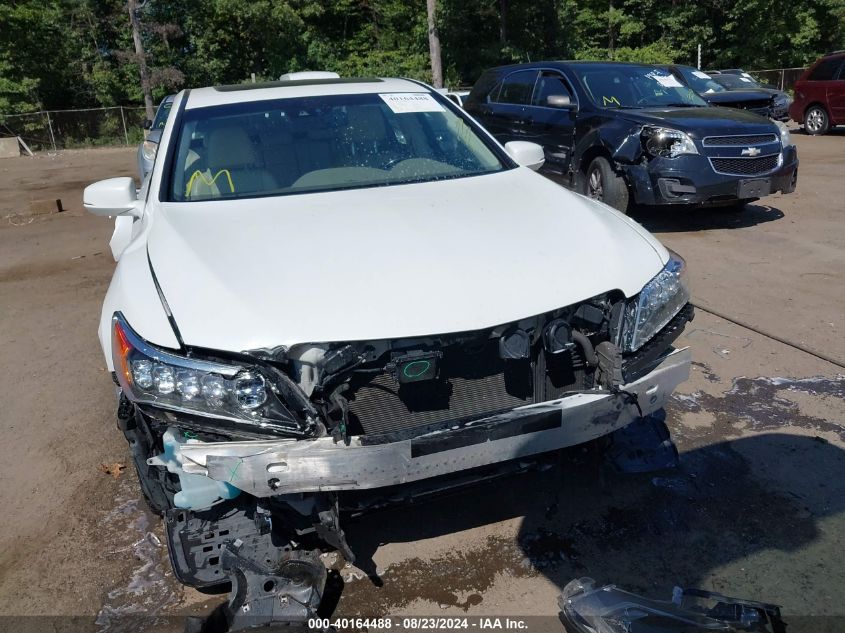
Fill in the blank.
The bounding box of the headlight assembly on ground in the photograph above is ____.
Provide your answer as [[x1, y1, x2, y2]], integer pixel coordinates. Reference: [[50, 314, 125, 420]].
[[620, 251, 690, 352]]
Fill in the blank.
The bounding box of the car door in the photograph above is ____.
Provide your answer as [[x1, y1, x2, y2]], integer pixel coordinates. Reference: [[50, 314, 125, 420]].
[[828, 58, 845, 123], [480, 69, 539, 144], [520, 70, 578, 175], [802, 56, 842, 119]]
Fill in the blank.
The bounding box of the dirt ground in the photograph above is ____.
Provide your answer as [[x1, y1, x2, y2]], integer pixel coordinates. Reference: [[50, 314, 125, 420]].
[[0, 130, 843, 632]]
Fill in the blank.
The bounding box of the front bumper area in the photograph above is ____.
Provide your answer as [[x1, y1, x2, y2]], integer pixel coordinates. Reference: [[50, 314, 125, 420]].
[[176, 348, 691, 496], [623, 146, 798, 207]]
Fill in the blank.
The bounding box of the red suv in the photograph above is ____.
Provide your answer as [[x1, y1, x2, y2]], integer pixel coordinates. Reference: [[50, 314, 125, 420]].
[[790, 51, 845, 135]]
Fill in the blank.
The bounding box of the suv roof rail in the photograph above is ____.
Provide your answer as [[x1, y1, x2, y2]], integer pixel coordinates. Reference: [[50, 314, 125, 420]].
[[824, 50, 845, 56]]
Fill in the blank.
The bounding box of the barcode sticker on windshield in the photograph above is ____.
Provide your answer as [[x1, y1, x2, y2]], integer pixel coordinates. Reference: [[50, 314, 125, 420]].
[[380, 93, 445, 113], [692, 71, 711, 79]]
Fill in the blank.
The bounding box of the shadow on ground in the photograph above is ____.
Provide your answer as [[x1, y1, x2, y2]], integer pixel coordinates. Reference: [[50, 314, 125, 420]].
[[334, 431, 844, 614], [631, 203, 784, 233], [795, 127, 845, 137]]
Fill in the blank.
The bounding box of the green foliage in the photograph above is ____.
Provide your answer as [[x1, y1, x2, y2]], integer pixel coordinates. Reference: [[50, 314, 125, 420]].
[[1, 0, 843, 114]]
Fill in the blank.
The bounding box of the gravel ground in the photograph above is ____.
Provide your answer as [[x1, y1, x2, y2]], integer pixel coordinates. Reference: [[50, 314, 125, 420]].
[[0, 130, 843, 632]]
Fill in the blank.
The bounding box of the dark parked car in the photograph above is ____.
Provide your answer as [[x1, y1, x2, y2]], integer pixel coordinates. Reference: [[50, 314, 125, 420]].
[[708, 73, 791, 120], [464, 61, 798, 212], [661, 65, 774, 118], [789, 51, 845, 135]]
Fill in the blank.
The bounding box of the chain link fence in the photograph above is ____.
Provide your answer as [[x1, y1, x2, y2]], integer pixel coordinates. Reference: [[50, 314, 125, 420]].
[[0, 106, 149, 152], [747, 67, 808, 92]]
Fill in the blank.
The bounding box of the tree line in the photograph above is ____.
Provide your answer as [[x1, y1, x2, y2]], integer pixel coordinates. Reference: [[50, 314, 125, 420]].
[[1, 0, 843, 115]]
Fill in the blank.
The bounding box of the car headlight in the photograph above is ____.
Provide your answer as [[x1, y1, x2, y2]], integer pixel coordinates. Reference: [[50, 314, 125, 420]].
[[141, 140, 158, 161], [620, 251, 690, 352], [559, 577, 736, 633], [774, 120, 791, 147], [112, 313, 299, 432], [641, 126, 699, 158]]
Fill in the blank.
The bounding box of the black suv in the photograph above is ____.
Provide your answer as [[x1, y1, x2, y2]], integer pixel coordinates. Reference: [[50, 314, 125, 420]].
[[660, 65, 775, 119], [464, 62, 798, 212]]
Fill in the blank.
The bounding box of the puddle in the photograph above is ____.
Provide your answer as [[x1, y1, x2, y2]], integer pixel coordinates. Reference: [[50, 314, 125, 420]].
[[338, 535, 536, 613], [95, 492, 181, 633], [671, 375, 845, 440], [691, 361, 720, 383]]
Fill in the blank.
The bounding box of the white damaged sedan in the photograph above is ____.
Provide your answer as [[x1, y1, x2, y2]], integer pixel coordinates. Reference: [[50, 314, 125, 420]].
[[85, 77, 692, 625]]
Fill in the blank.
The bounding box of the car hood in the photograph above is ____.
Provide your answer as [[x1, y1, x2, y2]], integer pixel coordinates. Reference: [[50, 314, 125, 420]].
[[721, 86, 787, 99], [703, 90, 773, 105], [619, 106, 777, 136], [147, 169, 667, 352]]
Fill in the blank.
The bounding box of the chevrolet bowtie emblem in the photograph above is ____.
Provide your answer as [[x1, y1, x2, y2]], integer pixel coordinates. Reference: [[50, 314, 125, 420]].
[[741, 147, 761, 157]]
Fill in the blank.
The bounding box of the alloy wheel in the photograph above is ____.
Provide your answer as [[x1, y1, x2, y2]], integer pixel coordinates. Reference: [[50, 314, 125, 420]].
[[806, 108, 826, 133], [587, 167, 604, 200]]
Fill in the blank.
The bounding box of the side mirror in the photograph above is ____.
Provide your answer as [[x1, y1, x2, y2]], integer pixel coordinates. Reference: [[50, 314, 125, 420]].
[[547, 94, 575, 109], [142, 119, 153, 130], [504, 141, 545, 171], [83, 177, 141, 217]]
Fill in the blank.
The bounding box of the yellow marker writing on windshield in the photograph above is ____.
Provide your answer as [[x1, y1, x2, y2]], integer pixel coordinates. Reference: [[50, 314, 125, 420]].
[[602, 96, 621, 106], [185, 169, 235, 196]]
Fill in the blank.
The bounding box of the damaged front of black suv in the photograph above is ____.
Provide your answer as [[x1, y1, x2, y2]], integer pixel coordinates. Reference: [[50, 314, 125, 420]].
[[110, 253, 693, 629], [616, 109, 799, 208]]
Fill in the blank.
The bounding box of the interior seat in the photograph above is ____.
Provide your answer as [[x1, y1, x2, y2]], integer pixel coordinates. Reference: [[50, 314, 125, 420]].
[[344, 106, 397, 167], [290, 114, 343, 176], [261, 122, 300, 187], [186, 126, 277, 199]]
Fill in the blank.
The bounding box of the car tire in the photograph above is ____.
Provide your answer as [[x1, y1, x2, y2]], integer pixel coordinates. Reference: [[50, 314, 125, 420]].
[[804, 105, 830, 135], [120, 404, 178, 515], [584, 156, 629, 213]]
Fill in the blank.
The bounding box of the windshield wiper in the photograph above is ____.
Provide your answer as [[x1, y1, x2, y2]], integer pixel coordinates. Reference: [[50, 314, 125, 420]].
[[662, 103, 702, 108]]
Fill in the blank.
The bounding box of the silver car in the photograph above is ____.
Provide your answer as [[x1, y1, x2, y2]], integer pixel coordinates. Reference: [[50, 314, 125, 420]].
[[136, 95, 175, 182]]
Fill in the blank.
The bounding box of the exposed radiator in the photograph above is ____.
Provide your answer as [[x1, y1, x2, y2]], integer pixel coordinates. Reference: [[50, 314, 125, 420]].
[[347, 343, 585, 436]]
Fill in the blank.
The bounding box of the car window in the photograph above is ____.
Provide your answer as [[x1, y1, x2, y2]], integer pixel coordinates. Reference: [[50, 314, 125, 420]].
[[166, 92, 509, 202], [808, 57, 843, 81], [152, 100, 172, 130], [467, 71, 500, 105], [578, 66, 708, 108], [713, 74, 757, 89], [531, 72, 573, 106], [494, 70, 539, 106], [675, 67, 725, 94]]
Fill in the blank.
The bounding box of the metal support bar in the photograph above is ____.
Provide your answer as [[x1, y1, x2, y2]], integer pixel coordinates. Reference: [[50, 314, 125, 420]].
[[119, 106, 129, 145], [44, 111, 57, 152]]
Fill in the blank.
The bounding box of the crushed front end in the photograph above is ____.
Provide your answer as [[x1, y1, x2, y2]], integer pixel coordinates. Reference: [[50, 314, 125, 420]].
[[111, 255, 693, 629], [622, 127, 798, 208]]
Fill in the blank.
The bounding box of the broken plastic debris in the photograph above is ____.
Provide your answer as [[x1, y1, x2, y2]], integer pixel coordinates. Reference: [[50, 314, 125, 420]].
[[604, 412, 679, 474]]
